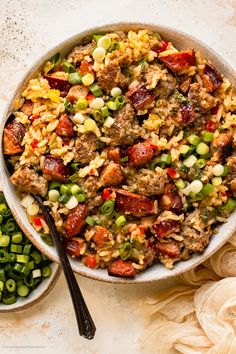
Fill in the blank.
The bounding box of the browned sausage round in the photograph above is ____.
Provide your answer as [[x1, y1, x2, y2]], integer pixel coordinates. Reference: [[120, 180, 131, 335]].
[[44, 74, 70, 97], [3, 120, 26, 155], [159, 184, 183, 214], [64, 204, 89, 237], [126, 142, 153, 167], [65, 237, 85, 257], [159, 50, 196, 73], [153, 219, 180, 239], [156, 241, 180, 258], [126, 83, 154, 110], [55, 113, 75, 137], [42, 155, 69, 182], [108, 259, 136, 277], [100, 163, 124, 186]]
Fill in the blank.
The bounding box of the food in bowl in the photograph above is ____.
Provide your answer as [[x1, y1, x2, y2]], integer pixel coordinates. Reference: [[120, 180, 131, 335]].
[[3, 29, 236, 278], [0, 193, 52, 305]]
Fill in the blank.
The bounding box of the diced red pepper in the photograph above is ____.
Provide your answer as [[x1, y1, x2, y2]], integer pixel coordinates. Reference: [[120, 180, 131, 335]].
[[205, 120, 216, 132], [79, 60, 94, 76], [154, 40, 169, 53], [101, 189, 112, 200], [86, 93, 95, 101], [30, 139, 39, 148], [210, 105, 219, 115], [30, 115, 40, 121], [32, 216, 44, 227], [84, 254, 97, 269], [166, 167, 177, 179], [149, 143, 159, 150]]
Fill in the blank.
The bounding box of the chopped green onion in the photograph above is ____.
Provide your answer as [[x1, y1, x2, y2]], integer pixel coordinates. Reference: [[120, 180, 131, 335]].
[[30, 251, 41, 265], [6, 279, 16, 293], [196, 159, 206, 169], [121, 156, 129, 163], [4, 219, 16, 233], [23, 244, 31, 256], [42, 266, 52, 278], [64, 100, 74, 114], [49, 52, 61, 69], [221, 198, 236, 213], [115, 95, 126, 108], [10, 244, 22, 253], [60, 184, 70, 195], [12, 232, 23, 244], [76, 98, 88, 110], [85, 216, 96, 226], [32, 269, 41, 278], [183, 155, 197, 168], [115, 215, 126, 228], [222, 166, 229, 176], [196, 142, 210, 155], [93, 110, 104, 123], [17, 285, 29, 297], [101, 106, 109, 118], [63, 60, 75, 73], [76, 194, 86, 203], [175, 179, 186, 190], [0, 280, 4, 292], [119, 242, 132, 260], [0, 269, 6, 282], [16, 255, 30, 264], [179, 145, 190, 155], [2, 294, 16, 304], [93, 34, 103, 41], [0, 250, 9, 263], [187, 134, 200, 145], [13, 263, 23, 273], [70, 184, 81, 195], [106, 101, 117, 111], [41, 234, 53, 246], [160, 153, 171, 166], [68, 72, 82, 85], [212, 176, 222, 186], [71, 163, 80, 171], [0, 215, 3, 224], [49, 181, 61, 190], [0, 235, 10, 248], [201, 131, 214, 143], [202, 183, 214, 196], [48, 189, 60, 202], [8, 253, 16, 262], [212, 164, 224, 177], [100, 200, 115, 215], [89, 83, 103, 97], [24, 274, 34, 287]]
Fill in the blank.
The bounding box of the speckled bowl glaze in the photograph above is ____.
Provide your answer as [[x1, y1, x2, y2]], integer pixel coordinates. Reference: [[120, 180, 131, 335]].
[[0, 262, 61, 312], [1, 23, 236, 284]]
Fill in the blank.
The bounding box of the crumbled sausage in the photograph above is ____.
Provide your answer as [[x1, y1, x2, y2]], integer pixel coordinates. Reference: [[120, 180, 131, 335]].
[[11, 167, 48, 196], [74, 132, 100, 164], [97, 61, 128, 93], [55, 113, 75, 137]]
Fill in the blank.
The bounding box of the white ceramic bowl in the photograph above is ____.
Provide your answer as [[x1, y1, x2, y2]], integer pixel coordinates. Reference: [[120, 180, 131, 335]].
[[1, 23, 236, 284], [0, 262, 61, 312]]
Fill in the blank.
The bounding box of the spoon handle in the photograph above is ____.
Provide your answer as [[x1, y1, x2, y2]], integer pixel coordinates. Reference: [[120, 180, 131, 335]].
[[35, 195, 96, 339]]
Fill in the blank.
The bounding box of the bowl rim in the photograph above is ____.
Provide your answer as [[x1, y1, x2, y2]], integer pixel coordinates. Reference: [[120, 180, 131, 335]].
[[0, 262, 61, 313], [1, 21, 236, 284]]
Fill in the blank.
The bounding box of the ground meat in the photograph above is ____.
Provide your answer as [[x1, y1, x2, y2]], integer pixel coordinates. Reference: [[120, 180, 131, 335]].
[[78, 176, 102, 208], [11, 167, 48, 197], [74, 132, 100, 164], [21, 100, 33, 116], [156, 73, 177, 98], [97, 61, 128, 93], [103, 103, 142, 146], [188, 82, 217, 112], [68, 42, 95, 65], [126, 167, 168, 196], [181, 209, 213, 252]]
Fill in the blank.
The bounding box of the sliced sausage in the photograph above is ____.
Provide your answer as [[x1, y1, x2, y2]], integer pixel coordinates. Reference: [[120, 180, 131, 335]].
[[179, 103, 195, 125], [107, 188, 157, 216], [64, 204, 89, 237], [42, 155, 69, 182], [126, 83, 155, 110], [10, 167, 48, 197], [179, 76, 192, 94], [100, 163, 124, 186], [107, 147, 121, 163], [66, 85, 88, 102], [55, 113, 75, 137], [21, 100, 33, 116], [44, 74, 70, 97], [65, 237, 85, 257], [126, 142, 153, 167], [3, 120, 26, 155], [159, 184, 183, 214], [156, 241, 180, 258], [212, 132, 232, 160], [92, 226, 110, 248], [153, 219, 180, 239], [202, 64, 223, 93], [159, 50, 196, 73], [108, 259, 136, 277]]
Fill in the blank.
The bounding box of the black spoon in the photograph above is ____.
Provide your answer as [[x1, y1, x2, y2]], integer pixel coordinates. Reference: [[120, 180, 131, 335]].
[[4, 115, 96, 339]]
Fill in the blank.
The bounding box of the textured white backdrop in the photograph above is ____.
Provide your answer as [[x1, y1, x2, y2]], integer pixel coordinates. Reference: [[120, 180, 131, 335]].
[[0, 1, 236, 353]]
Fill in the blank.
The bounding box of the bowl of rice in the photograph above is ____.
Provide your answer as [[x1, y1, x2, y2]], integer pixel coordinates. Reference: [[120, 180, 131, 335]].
[[1, 23, 236, 284]]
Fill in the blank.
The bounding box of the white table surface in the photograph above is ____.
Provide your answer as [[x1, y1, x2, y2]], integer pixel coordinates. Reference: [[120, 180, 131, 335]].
[[0, 0, 236, 353]]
